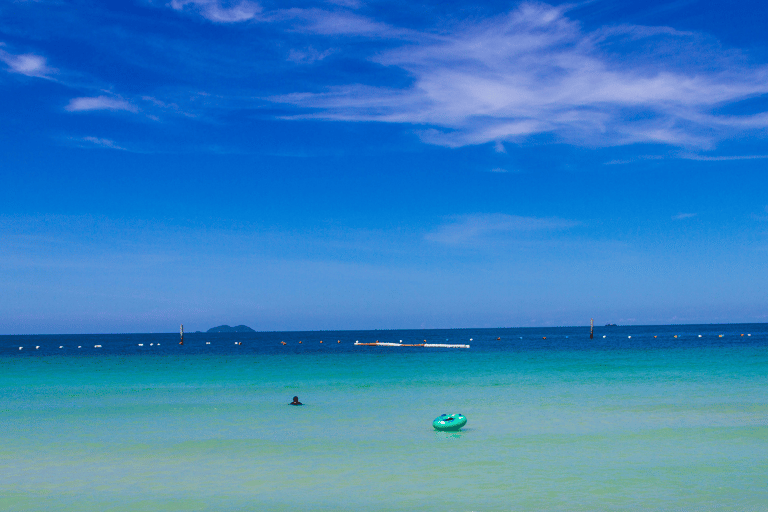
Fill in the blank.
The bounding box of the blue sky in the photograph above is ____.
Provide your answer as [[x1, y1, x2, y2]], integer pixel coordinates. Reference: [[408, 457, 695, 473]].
[[2, 0, 768, 333]]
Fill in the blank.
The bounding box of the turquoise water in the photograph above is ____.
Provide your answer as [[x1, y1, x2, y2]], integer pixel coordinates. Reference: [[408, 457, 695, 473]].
[[1, 326, 767, 510]]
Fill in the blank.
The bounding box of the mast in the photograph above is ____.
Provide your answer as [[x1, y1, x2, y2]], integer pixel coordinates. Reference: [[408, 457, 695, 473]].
[[590, 318, 594, 339], [179, 324, 184, 345]]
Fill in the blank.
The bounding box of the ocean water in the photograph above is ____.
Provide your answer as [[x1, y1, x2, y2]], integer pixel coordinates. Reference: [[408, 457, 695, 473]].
[[1, 324, 767, 511]]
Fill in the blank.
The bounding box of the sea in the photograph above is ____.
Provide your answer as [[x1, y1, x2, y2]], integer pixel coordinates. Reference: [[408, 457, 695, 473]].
[[1, 324, 766, 511]]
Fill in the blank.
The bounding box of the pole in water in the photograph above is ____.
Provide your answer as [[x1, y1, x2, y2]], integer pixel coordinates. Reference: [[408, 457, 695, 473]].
[[590, 318, 594, 339], [180, 324, 184, 345]]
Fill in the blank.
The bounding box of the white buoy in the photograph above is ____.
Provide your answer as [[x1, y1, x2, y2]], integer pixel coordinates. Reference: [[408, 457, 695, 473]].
[[138, 344, 143, 346], [628, 336, 631, 338], [150, 343, 154, 346], [59, 346, 63, 349], [698, 335, 702, 337], [78, 346, 81, 348], [603, 335, 606, 338], [206, 342, 210, 345], [748, 334, 751, 336], [36, 346, 40, 349], [19, 347, 22, 350], [157, 343, 160, 346], [469, 338, 473, 341]]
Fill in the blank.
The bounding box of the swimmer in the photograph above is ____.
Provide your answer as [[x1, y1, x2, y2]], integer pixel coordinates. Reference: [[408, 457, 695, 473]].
[[289, 396, 303, 406]]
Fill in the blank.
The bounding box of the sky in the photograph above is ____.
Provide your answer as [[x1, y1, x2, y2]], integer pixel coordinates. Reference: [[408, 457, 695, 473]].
[[1, 0, 768, 334]]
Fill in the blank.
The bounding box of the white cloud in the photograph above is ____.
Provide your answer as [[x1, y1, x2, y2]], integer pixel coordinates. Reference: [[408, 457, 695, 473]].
[[678, 153, 768, 161], [325, 0, 362, 8], [0, 49, 54, 77], [65, 96, 138, 113], [287, 47, 334, 64], [166, 1, 410, 38], [280, 9, 410, 38], [426, 213, 579, 244], [672, 213, 696, 220], [270, 2, 768, 150], [73, 136, 128, 151], [170, 0, 262, 23]]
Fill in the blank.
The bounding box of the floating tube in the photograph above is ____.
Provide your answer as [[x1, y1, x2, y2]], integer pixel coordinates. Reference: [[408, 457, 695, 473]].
[[355, 341, 469, 348], [433, 413, 467, 431]]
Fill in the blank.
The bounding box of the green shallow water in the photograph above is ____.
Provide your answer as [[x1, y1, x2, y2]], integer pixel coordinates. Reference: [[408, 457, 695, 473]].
[[1, 348, 767, 511]]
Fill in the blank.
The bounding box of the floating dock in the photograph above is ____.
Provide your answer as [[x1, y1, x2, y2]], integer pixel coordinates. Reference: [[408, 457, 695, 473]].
[[354, 341, 469, 349]]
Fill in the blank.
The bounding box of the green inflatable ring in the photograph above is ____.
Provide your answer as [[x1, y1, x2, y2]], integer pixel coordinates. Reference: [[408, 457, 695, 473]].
[[433, 413, 467, 431]]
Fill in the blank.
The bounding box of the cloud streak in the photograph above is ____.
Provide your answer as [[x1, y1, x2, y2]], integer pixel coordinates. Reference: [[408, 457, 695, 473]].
[[426, 213, 579, 244], [72, 136, 128, 151], [65, 96, 138, 113], [167, 0, 415, 38], [0, 48, 54, 78], [170, 0, 262, 23], [270, 2, 768, 150]]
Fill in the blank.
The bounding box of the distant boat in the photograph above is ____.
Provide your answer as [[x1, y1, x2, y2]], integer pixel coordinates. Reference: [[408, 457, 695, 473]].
[[605, 323, 617, 327]]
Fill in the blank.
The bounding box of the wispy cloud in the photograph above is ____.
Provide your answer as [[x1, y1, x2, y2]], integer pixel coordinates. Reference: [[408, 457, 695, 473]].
[[170, 0, 262, 23], [287, 47, 334, 64], [325, 0, 362, 8], [678, 153, 768, 161], [270, 2, 768, 150], [0, 48, 55, 78], [71, 136, 128, 151], [65, 96, 138, 113], [672, 212, 696, 220], [278, 8, 413, 38], [426, 213, 579, 244], [166, 1, 412, 38], [604, 155, 666, 165]]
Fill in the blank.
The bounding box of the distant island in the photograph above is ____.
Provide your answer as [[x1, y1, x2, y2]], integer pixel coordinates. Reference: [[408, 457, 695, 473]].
[[206, 325, 256, 333]]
